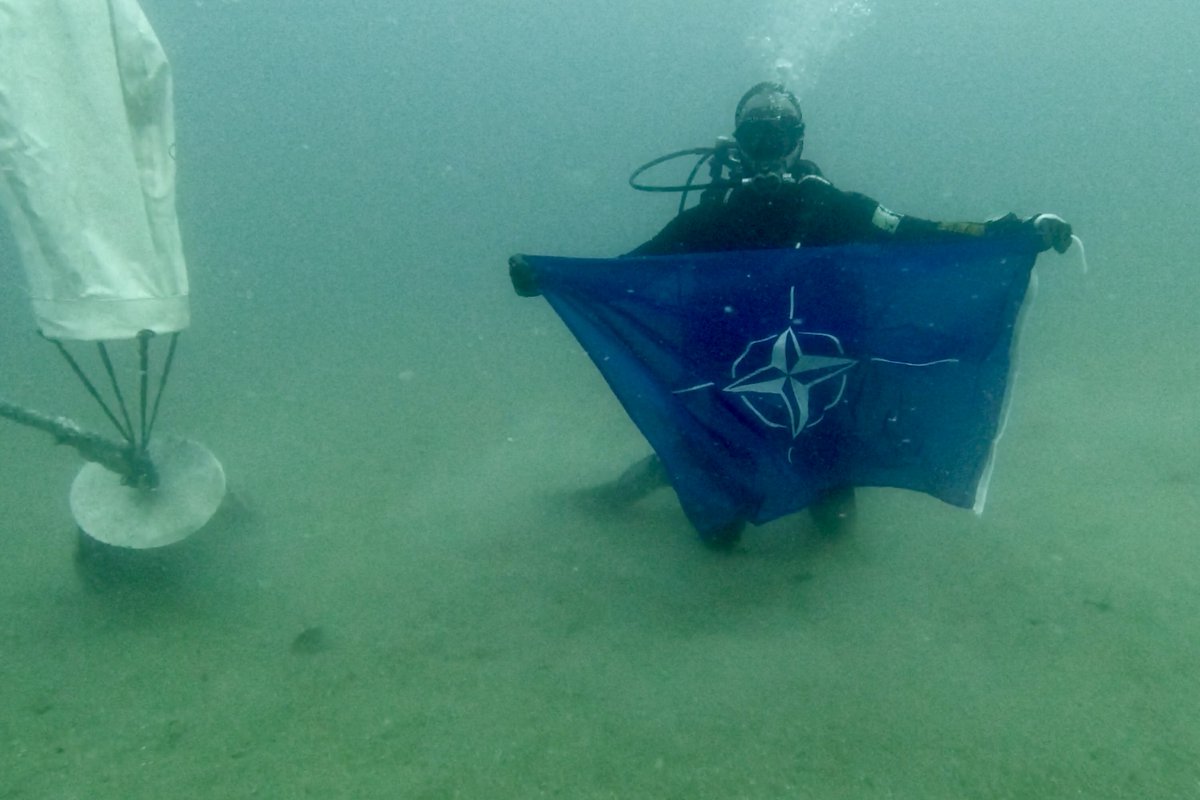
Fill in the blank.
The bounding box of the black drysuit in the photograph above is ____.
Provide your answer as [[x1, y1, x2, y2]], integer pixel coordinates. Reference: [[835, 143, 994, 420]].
[[626, 160, 1029, 256]]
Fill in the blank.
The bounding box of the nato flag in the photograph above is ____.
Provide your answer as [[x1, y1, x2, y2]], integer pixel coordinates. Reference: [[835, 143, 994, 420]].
[[519, 236, 1040, 535]]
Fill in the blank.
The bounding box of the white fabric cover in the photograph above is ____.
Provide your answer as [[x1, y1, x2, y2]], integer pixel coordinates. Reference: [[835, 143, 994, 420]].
[[0, 0, 188, 340]]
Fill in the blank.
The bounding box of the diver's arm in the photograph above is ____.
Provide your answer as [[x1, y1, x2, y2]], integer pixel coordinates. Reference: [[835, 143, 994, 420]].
[[891, 211, 1021, 242], [817, 180, 1072, 253], [893, 211, 1072, 252], [623, 204, 723, 257], [624, 222, 685, 257]]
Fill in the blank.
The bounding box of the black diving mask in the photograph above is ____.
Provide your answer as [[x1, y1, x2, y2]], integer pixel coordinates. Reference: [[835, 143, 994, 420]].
[[734, 116, 805, 171]]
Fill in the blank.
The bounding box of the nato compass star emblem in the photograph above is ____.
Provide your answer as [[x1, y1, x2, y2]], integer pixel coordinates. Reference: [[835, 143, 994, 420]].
[[673, 285, 858, 439], [672, 286, 960, 462], [672, 285, 961, 461], [724, 326, 855, 436]]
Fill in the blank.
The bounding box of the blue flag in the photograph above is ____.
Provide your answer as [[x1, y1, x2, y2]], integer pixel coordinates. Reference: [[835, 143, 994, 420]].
[[523, 237, 1040, 535]]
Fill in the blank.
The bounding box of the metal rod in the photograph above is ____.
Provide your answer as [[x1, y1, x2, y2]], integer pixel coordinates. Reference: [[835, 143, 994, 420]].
[[45, 336, 134, 444], [0, 398, 157, 487], [145, 332, 179, 444], [97, 341, 136, 446], [137, 330, 153, 448]]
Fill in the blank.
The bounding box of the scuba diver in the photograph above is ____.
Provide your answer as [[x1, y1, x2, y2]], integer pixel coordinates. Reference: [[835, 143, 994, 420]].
[[511, 81, 1074, 550]]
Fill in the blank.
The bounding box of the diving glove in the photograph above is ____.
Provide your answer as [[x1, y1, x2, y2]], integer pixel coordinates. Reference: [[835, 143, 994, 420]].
[[508, 254, 541, 297], [1032, 213, 1073, 253]]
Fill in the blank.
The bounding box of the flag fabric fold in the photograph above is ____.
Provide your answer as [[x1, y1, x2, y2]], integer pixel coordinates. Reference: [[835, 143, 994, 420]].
[[522, 237, 1040, 534]]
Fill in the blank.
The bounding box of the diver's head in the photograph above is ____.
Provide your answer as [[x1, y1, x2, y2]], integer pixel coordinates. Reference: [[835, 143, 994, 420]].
[[733, 82, 805, 181]]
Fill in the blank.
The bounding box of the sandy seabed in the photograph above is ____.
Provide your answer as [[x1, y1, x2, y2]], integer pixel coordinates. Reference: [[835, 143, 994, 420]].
[[2, 260, 1198, 800]]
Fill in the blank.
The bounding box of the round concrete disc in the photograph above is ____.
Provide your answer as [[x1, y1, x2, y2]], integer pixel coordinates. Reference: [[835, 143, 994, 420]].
[[70, 436, 227, 549]]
